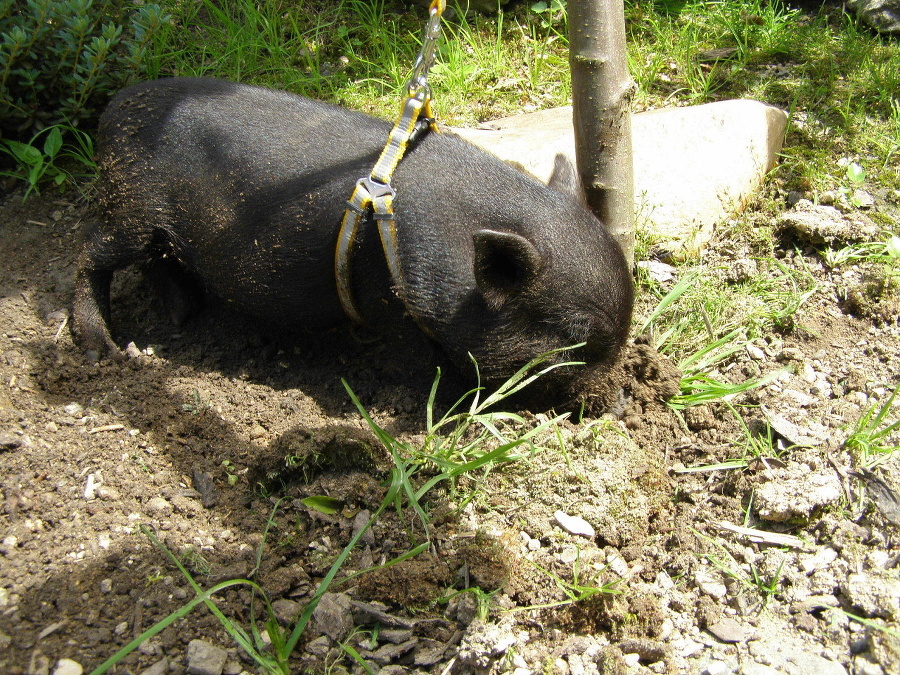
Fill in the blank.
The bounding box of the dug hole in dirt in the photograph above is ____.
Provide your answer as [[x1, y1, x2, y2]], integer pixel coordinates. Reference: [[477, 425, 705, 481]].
[[1, 190, 899, 675]]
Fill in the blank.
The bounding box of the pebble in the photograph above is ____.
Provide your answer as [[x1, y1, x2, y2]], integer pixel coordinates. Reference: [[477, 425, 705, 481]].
[[272, 598, 301, 626], [62, 402, 84, 416], [746, 344, 766, 360], [637, 260, 677, 283], [853, 657, 884, 675], [800, 547, 838, 574], [707, 617, 747, 643], [0, 431, 22, 450], [186, 639, 228, 675], [779, 347, 804, 361], [311, 592, 354, 641], [842, 573, 900, 620], [139, 658, 169, 675], [52, 659, 83, 675], [622, 652, 641, 667], [695, 570, 727, 599], [305, 635, 331, 656], [756, 472, 842, 522], [553, 510, 595, 538], [352, 509, 376, 547], [702, 662, 727, 675]]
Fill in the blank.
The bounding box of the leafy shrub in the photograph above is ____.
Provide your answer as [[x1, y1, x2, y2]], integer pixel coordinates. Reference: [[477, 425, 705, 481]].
[[0, 0, 169, 139]]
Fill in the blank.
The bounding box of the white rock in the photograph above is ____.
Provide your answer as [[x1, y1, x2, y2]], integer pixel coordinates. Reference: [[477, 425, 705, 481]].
[[52, 659, 83, 675], [623, 653, 641, 667], [843, 573, 900, 620], [553, 510, 596, 538], [453, 100, 787, 257], [746, 344, 766, 360], [756, 472, 842, 522], [695, 570, 728, 598], [800, 547, 838, 574], [637, 260, 677, 283], [703, 662, 728, 675]]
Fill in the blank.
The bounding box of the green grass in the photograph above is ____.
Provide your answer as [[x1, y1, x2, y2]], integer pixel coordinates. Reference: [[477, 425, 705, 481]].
[[844, 385, 900, 468]]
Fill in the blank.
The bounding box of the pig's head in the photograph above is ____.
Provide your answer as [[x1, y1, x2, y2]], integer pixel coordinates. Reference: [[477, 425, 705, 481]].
[[399, 152, 634, 410]]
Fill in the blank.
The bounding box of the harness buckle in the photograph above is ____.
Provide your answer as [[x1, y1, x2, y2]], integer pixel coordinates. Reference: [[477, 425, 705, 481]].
[[359, 176, 395, 201]]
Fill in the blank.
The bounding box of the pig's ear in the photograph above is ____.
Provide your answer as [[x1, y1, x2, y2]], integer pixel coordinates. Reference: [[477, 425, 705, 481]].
[[547, 153, 587, 206], [473, 230, 542, 307]]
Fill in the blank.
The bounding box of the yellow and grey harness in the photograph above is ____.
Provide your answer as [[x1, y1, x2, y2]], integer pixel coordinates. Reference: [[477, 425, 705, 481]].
[[335, 0, 444, 324]]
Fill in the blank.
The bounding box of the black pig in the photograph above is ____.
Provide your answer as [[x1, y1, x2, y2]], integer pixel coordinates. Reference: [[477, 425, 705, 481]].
[[72, 78, 632, 407]]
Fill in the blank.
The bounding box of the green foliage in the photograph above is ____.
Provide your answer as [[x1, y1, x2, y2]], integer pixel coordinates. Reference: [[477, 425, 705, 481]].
[[0, 0, 169, 137], [0, 122, 95, 199], [844, 385, 900, 467]]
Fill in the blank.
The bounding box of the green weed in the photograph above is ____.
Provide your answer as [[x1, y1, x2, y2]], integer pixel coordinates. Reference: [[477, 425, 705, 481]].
[[844, 385, 900, 468], [0, 124, 95, 200]]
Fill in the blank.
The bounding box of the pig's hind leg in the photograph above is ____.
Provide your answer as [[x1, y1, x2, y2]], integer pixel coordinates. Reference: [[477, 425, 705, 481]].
[[71, 223, 152, 360]]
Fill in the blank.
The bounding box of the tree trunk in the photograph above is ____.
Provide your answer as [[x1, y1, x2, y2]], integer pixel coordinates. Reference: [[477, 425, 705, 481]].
[[568, 0, 635, 268]]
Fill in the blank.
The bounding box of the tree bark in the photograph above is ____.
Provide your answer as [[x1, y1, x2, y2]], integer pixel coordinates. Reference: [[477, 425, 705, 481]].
[[568, 0, 635, 268]]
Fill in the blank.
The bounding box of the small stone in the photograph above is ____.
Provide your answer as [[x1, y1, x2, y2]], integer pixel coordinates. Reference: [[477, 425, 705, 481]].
[[222, 661, 242, 675], [0, 432, 21, 450], [637, 260, 677, 283], [250, 423, 267, 439], [52, 659, 83, 675], [139, 658, 169, 675], [124, 342, 143, 359], [725, 257, 758, 283], [272, 598, 301, 626], [843, 573, 900, 620], [311, 593, 354, 641], [305, 635, 331, 657], [756, 471, 842, 522], [372, 638, 418, 665], [695, 570, 727, 599], [852, 189, 875, 209], [380, 629, 415, 644], [606, 551, 630, 578], [192, 470, 218, 508], [800, 547, 838, 574], [186, 639, 228, 675], [146, 497, 172, 515], [63, 402, 84, 416], [703, 662, 727, 675], [553, 510, 595, 538], [352, 509, 376, 547], [800, 362, 818, 384], [622, 653, 641, 667], [706, 617, 747, 643], [138, 641, 162, 656], [853, 657, 885, 675], [746, 344, 766, 360]]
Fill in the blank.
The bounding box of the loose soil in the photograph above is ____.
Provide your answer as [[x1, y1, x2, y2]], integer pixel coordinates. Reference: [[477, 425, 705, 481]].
[[1, 188, 899, 675]]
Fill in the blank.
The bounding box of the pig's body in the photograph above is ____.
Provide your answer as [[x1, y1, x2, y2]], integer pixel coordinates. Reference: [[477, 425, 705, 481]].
[[73, 78, 633, 406]]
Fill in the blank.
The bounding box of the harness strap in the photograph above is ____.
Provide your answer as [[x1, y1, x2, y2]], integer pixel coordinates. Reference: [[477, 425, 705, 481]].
[[335, 0, 444, 325]]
